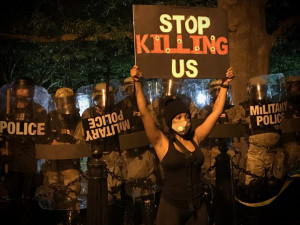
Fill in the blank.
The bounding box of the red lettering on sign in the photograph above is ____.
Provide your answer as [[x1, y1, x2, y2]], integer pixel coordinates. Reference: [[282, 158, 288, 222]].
[[136, 35, 150, 54]]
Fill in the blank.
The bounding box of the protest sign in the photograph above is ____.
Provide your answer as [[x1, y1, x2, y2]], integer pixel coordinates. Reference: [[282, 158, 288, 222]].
[[133, 5, 229, 79]]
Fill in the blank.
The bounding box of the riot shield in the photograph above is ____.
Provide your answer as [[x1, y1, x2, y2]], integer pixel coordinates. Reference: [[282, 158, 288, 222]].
[[284, 70, 300, 118], [281, 71, 300, 174], [144, 78, 208, 132], [0, 80, 50, 214], [0, 83, 12, 113], [75, 81, 130, 144], [247, 73, 287, 134], [35, 86, 90, 211], [114, 77, 160, 225], [0, 83, 12, 145], [75, 81, 127, 202], [243, 73, 287, 194], [115, 77, 144, 133], [0, 81, 50, 170]]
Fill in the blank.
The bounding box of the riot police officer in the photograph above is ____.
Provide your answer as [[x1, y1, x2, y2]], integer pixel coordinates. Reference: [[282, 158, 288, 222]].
[[201, 79, 238, 175], [116, 77, 158, 225], [40, 87, 82, 225], [74, 82, 124, 224], [0, 77, 47, 225], [283, 75, 300, 174], [286, 75, 300, 118], [228, 74, 286, 201]]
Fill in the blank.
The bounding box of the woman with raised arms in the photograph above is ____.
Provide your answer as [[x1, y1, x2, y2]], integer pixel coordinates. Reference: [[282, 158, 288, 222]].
[[130, 65, 234, 225]]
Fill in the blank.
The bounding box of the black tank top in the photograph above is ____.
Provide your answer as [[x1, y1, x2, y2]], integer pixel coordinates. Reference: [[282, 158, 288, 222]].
[[161, 139, 204, 209]]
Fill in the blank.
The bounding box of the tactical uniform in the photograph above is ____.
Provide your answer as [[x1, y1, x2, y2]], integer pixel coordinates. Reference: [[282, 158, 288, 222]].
[[196, 79, 239, 183], [38, 87, 82, 225], [0, 77, 47, 225], [227, 75, 286, 201], [74, 83, 124, 204], [282, 75, 300, 174], [116, 77, 158, 225]]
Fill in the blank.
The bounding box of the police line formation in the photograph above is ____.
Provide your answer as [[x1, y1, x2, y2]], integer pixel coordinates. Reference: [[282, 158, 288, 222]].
[[0, 72, 299, 224]]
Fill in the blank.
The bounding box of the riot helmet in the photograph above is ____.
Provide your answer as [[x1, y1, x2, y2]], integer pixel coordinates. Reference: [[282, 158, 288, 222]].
[[54, 87, 78, 115], [162, 79, 182, 97], [12, 77, 35, 102], [208, 79, 222, 103], [122, 77, 134, 96], [208, 79, 232, 109], [247, 76, 268, 104], [92, 83, 114, 109], [286, 75, 300, 104]]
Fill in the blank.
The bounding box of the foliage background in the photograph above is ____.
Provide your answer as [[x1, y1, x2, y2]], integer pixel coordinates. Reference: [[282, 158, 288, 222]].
[[0, 0, 299, 93]]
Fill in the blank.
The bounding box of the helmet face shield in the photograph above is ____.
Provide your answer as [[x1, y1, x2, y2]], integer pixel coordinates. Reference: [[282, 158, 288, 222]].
[[14, 89, 32, 103], [122, 77, 134, 96], [248, 83, 268, 103], [55, 95, 77, 115], [93, 91, 106, 108], [208, 79, 222, 103], [12, 78, 35, 102], [53, 87, 78, 115], [247, 73, 287, 134], [76, 82, 115, 117], [247, 73, 286, 104], [162, 79, 178, 97], [286, 75, 300, 102], [92, 83, 115, 110], [123, 83, 134, 96]]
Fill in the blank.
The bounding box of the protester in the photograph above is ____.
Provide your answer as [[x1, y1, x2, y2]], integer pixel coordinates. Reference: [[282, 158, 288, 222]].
[[130, 65, 234, 225], [148, 78, 201, 133]]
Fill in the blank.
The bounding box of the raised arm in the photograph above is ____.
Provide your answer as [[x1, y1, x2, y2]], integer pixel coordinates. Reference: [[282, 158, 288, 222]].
[[130, 65, 168, 161], [194, 67, 235, 144]]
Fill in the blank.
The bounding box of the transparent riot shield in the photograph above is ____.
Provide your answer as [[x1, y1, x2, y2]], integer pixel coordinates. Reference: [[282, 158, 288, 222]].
[[284, 70, 300, 118], [144, 77, 213, 131], [0, 83, 12, 145], [144, 78, 189, 131], [181, 78, 221, 120], [0, 81, 50, 163], [75, 81, 126, 204], [247, 73, 287, 134], [75, 81, 127, 144], [143, 79, 161, 128], [0, 80, 50, 207], [243, 73, 287, 195], [282, 71, 300, 174], [114, 77, 160, 225], [115, 77, 145, 133], [35, 86, 90, 211], [0, 83, 12, 113], [34, 85, 52, 113]]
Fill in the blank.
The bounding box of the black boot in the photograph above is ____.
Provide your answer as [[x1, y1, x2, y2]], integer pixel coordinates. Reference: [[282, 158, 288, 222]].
[[141, 198, 155, 225], [62, 210, 81, 225], [123, 196, 134, 225]]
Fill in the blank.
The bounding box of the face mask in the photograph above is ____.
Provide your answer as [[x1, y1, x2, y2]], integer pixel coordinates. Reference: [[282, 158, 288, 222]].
[[172, 119, 191, 135]]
